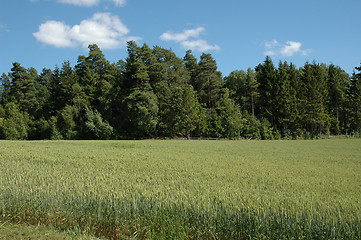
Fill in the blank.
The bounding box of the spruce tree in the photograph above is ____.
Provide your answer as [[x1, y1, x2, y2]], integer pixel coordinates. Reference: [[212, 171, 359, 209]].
[[255, 57, 277, 124], [348, 63, 361, 134]]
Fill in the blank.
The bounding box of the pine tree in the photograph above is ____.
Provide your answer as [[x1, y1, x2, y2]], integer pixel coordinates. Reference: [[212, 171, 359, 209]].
[[197, 53, 224, 108], [9, 62, 28, 104], [20, 67, 40, 115], [184, 50, 199, 89], [76, 44, 112, 105], [123, 41, 150, 90], [247, 68, 259, 118]]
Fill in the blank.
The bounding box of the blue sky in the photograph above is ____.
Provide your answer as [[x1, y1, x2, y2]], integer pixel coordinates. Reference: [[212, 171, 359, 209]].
[[1, 0, 360, 77]]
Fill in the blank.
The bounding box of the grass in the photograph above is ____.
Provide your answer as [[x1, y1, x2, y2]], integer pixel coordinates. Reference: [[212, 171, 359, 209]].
[[0, 222, 102, 239], [0, 139, 360, 239]]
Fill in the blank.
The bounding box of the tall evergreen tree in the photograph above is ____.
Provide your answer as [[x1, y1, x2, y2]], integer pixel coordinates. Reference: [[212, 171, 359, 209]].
[[255, 57, 277, 123], [20, 67, 40, 115], [0, 73, 11, 103], [300, 62, 329, 134], [274, 61, 293, 133], [48, 67, 63, 114], [8, 62, 28, 104], [150, 46, 190, 137], [123, 41, 150, 90], [247, 68, 259, 118], [184, 50, 199, 89], [327, 65, 350, 134], [60, 61, 77, 106], [348, 62, 361, 134], [197, 53, 223, 108], [285, 63, 302, 135]]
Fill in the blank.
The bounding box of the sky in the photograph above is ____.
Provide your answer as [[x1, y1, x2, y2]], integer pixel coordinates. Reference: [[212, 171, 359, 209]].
[[1, 0, 361, 78]]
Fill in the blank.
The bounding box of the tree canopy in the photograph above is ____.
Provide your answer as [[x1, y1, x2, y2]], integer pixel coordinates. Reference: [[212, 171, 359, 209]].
[[0, 42, 360, 140]]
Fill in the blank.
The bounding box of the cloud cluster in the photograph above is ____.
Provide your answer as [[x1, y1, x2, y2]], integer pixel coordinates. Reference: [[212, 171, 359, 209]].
[[41, 0, 126, 7], [30, 0, 126, 6], [160, 27, 220, 52], [33, 13, 141, 49], [264, 40, 310, 57]]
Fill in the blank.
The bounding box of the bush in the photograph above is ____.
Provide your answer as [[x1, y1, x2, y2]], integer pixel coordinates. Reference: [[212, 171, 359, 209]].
[[0, 103, 28, 140], [85, 107, 114, 140]]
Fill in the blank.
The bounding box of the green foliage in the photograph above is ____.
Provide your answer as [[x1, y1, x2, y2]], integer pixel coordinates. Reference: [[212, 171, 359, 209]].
[[247, 67, 259, 117], [240, 114, 275, 140], [224, 70, 248, 110], [0, 104, 4, 118], [84, 107, 114, 140], [197, 53, 224, 108], [348, 62, 361, 134], [0, 102, 28, 140], [123, 87, 159, 138], [213, 89, 243, 138], [58, 105, 79, 139], [259, 118, 275, 140], [49, 116, 63, 140], [0, 43, 360, 139], [176, 85, 201, 139], [0, 73, 11, 103], [255, 56, 278, 123]]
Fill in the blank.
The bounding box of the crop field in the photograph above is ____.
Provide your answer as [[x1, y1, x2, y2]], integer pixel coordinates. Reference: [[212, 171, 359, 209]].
[[0, 139, 360, 239]]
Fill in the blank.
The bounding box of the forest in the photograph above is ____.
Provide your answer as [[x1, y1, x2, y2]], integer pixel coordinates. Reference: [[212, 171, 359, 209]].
[[0, 42, 360, 140]]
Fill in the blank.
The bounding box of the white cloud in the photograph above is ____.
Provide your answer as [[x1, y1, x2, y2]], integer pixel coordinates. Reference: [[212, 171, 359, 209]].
[[280, 41, 302, 57], [57, 0, 99, 7], [112, 0, 125, 6], [264, 50, 277, 56], [33, 12, 141, 49], [181, 39, 220, 52], [160, 27, 205, 42], [264, 40, 279, 50], [301, 49, 312, 56], [264, 40, 310, 57], [30, 0, 126, 7], [0, 23, 9, 33], [33, 21, 73, 47], [160, 27, 220, 52]]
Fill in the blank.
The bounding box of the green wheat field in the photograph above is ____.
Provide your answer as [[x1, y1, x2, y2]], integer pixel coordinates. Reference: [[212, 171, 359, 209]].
[[1, 139, 360, 239]]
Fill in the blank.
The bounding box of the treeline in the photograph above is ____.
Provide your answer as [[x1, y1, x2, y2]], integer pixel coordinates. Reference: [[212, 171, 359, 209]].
[[0, 42, 360, 140]]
